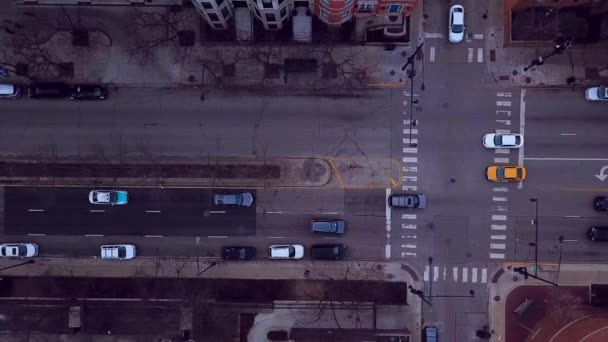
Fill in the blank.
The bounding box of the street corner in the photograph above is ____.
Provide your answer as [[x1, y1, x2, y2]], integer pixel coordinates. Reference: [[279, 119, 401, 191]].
[[327, 157, 401, 189], [503, 284, 608, 342]]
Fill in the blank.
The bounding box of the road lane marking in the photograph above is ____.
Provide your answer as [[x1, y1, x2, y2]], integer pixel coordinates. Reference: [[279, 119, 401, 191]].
[[145, 210, 162, 213], [492, 235, 506, 240], [27, 233, 46, 236], [467, 48, 474, 62], [208, 210, 225, 214], [492, 205, 508, 212], [496, 119, 511, 126], [495, 148, 510, 154], [402, 224, 417, 229], [477, 48, 483, 63], [496, 110, 511, 116], [430, 46, 436, 62], [402, 147, 418, 153], [401, 234, 417, 239], [494, 157, 509, 163], [496, 129, 511, 134], [402, 244, 416, 249], [402, 166, 418, 172], [472, 268, 478, 283], [493, 196, 508, 202], [401, 252, 416, 257], [402, 185, 418, 191], [424, 266, 429, 281], [322, 211, 339, 215], [266, 211, 283, 214], [145, 235, 164, 238], [28, 209, 44, 212], [403, 128, 419, 134], [491, 224, 507, 230], [496, 101, 512, 107], [443, 267, 447, 280], [497, 92, 512, 97], [481, 269, 488, 283], [491, 243, 506, 249], [564, 215, 581, 218], [433, 266, 439, 281], [525, 157, 608, 161], [402, 157, 418, 163], [385, 188, 392, 259], [560, 133, 576, 136], [453, 267, 458, 281], [268, 236, 285, 239], [90, 209, 105, 213], [402, 214, 417, 220], [207, 236, 227, 238], [462, 268, 469, 282], [493, 187, 508, 192], [518, 89, 526, 190], [492, 215, 507, 221], [85, 234, 103, 237], [402, 175, 418, 181], [490, 253, 505, 259]]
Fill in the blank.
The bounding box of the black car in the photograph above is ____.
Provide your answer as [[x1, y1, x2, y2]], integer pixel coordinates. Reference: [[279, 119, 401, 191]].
[[69, 85, 107, 100], [311, 244, 348, 261], [388, 194, 427, 209], [27, 83, 68, 98], [595, 196, 608, 211], [310, 219, 346, 235], [588, 227, 608, 242], [222, 246, 256, 260]]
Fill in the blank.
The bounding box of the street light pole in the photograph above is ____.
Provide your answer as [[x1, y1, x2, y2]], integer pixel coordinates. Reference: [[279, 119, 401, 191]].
[[530, 198, 539, 275], [196, 261, 217, 277]]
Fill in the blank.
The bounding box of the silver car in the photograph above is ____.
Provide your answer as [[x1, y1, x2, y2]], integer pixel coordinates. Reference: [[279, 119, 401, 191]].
[[585, 86, 608, 101], [0, 243, 38, 257]]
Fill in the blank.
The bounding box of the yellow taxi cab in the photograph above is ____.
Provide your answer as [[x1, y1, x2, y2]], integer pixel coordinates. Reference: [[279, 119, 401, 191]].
[[486, 165, 526, 182]]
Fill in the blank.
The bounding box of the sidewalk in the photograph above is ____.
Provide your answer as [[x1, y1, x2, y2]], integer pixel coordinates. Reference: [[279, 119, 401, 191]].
[[486, 0, 608, 88], [489, 263, 608, 342]]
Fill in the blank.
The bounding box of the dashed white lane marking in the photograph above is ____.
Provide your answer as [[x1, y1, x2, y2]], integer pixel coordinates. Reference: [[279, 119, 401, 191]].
[[496, 119, 511, 126], [402, 244, 417, 249], [402, 224, 417, 229], [402, 166, 418, 172], [518, 89, 526, 190], [385, 188, 391, 259], [402, 157, 418, 163], [402, 175, 418, 181], [90, 209, 105, 213], [146, 210, 162, 213], [425, 32, 444, 38], [564, 215, 581, 218], [462, 268, 469, 282], [403, 128, 419, 134], [402, 185, 418, 191], [402, 214, 417, 220], [492, 215, 507, 221], [496, 101, 512, 107], [494, 157, 509, 163], [322, 211, 339, 214], [28, 209, 44, 212], [433, 266, 439, 281], [481, 269, 488, 283], [497, 92, 512, 97], [491, 235, 507, 240], [525, 157, 608, 161], [453, 267, 458, 282], [267, 211, 283, 214], [490, 253, 505, 259], [473, 33, 484, 39], [403, 91, 419, 96], [403, 147, 418, 153], [146, 235, 164, 238], [495, 148, 510, 154], [491, 243, 506, 249], [491, 224, 507, 230], [496, 129, 511, 134], [477, 48, 483, 63], [401, 234, 416, 239], [424, 266, 430, 281], [472, 268, 478, 283], [208, 235, 227, 238], [430, 46, 436, 62], [492, 205, 508, 212], [493, 196, 508, 202], [496, 110, 511, 116], [467, 48, 474, 62], [560, 133, 576, 136], [85, 234, 103, 237], [493, 187, 508, 192]]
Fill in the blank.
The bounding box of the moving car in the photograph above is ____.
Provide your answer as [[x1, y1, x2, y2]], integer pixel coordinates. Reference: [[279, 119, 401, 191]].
[[483, 133, 524, 148], [0, 243, 38, 258], [595, 196, 608, 211], [389, 194, 427, 209], [69, 85, 107, 100], [89, 190, 129, 205], [27, 83, 68, 98], [268, 244, 304, 260], [311, 244, 348, 260], [585, 86, 607, 101], [214, 192, 254, 207], [0, 84, 20, 99], [486, 165, 526, 182], [448, 5, 465, 43], [310, 219, 346, 235], [100, 244, 136, 260], [588, 227, 608, 242], [222, 246, 256, 260]]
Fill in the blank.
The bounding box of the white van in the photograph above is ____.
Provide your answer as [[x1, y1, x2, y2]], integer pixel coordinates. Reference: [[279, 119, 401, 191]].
[[0, 84, 20, 99], [100, 244, 136, 260]]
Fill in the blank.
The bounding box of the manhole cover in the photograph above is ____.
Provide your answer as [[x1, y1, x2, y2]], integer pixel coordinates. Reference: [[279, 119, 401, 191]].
[[525, 76, 532, 84]]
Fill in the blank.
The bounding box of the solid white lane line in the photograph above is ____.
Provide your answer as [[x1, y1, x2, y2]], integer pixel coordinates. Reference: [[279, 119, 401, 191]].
[[266, 211, 283, 214], [268, 236, 285, 239], [560, 133, 576, 136], [490, 253, 505, 259], [28, 209, 44, 212], [491, 243, 506, 249], [491, 224, 507, 230], [481, 269, 488, 283], [402, 214, 417, 220], [208, 210, 225, 214], [497, 101, 512, 107], [85, 234, 103, 237], [518, 89, 526, 190], [462, 268, 469, 282], [492, 215, 507, 221], [27, 233, 46, 236], [494, 157, 509, 163], [424, 266, 430, 281], [472, 268, 478, 283], [322, 211, 339, 215], [525, 157, 608, 161], [564, 215, 581, 218], [145, 235, 164, 238], [477, 48, 483, 63]]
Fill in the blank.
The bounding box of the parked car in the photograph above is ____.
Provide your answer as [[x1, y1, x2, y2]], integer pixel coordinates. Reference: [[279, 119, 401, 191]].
[[214, 192, 254, 207], [486, 165, 526, 182], [100, 244, 136, 260], [595, 196, 608, 211], [0, 84, 20, 99], [69, 84, 107, 100], [389, 194, 427, 209], [483, 133, 524, 148], [27, 83, 68, 98], [268, 244, 304, 260], [585, 86, 607, 101], [448, 5, 465, 43], [310, 219, 346, 235], [423, 325, 439, 342], [588, 227, 608, 242], [0, 243, 38, 258], [222, 246, 256, 260], [311, 244, 348, 260], [89, 190, 129, 205]]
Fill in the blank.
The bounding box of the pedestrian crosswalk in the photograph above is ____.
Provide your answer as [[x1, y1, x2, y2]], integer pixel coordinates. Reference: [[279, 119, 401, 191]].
[[423, 265, 488, 284], [424, 31, 485, 63]]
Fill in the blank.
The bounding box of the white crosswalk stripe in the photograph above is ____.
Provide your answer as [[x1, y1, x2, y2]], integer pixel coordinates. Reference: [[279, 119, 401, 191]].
[[424, 266, 488, 284]]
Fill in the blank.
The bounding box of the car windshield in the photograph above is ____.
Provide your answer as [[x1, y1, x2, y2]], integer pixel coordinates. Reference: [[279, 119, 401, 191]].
[[517, 169, 523, 178], [494, 136, 503, 145], [288, 246, 295, 257], [599, 87, 608, 99], [452, 24, 463, 33]]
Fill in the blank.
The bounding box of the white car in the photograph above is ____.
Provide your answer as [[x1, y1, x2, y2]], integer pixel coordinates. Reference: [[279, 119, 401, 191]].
[[89, 190, 128, 205], [100, 244, 136, 260], [268, 244, 304, 260], [585, 86, 607, 101], [449, 5, 465, 43], [483, 133, 524, 148], [0, 243, 38, 257]]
